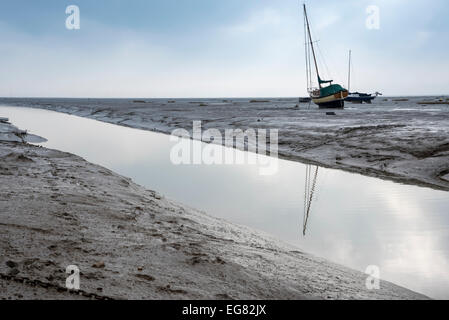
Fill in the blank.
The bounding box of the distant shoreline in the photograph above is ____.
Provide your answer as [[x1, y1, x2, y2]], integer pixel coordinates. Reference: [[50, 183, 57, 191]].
[[0, 94, 448, 100]]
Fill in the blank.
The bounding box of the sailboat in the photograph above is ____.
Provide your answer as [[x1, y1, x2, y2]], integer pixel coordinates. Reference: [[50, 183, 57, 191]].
[[303, 4, 348, 108], [345, 50, 382, 104]]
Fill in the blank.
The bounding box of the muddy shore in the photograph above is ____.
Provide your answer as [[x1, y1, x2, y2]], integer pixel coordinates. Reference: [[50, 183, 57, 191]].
[[0, 135, 428, 299], [2, 97, 448, 191]]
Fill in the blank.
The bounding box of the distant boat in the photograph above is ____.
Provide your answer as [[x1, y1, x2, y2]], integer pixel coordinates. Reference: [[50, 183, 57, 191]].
[[303, 4, 348, 108], [345, 50, 382, 104], [298, 97, 312, 103], [346, 92, 381, 104]]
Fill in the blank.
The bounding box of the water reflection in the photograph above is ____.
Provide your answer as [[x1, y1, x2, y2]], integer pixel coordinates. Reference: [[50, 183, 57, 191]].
[[2, 106, 449, 299], [303, 165, 319, 236]]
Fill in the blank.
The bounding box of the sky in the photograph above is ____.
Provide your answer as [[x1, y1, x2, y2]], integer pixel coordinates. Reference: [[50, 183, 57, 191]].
[[0, 0, 448, 98]]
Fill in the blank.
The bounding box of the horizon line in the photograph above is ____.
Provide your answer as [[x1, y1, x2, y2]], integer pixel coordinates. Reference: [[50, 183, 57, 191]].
[[1, 94, 448, 100]]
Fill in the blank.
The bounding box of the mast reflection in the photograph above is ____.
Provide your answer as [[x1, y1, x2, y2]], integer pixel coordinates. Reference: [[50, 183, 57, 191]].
[[303, 164, 319, 236]]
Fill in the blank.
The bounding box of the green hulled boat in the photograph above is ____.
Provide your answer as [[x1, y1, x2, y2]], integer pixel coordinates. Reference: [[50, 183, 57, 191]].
[[303, 4, 348, 108]]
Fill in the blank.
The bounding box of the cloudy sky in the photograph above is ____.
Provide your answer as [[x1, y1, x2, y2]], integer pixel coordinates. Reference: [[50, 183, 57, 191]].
[[0, 0, 448, 97]]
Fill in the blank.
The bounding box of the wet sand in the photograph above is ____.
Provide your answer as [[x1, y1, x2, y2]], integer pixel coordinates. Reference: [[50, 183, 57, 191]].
[[0, 134, 428, 299], [2, 96, 448, 191]]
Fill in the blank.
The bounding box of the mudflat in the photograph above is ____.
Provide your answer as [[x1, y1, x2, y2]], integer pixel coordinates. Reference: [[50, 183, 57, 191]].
[[2, 96, 448, 191], [0, 141, 428, 300]]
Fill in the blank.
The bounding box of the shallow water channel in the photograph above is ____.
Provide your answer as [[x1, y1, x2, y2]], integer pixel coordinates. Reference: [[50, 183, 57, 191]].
[[2, 105, 449, 299]]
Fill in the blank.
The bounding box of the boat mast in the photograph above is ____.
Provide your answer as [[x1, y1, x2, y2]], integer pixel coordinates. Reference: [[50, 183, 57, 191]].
[[348, 50, 352, 92], [303, 4, 321, 89]]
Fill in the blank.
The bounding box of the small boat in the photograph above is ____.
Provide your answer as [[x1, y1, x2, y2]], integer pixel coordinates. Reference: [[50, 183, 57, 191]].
[[0, 117, 9, 123], [346, 92, 381, 104], [303, 5, 348, 108], [298, 97, 312, 103], [345, 50, 381, 104]]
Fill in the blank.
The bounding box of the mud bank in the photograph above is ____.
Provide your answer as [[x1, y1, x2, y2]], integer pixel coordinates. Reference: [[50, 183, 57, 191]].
[[2, 97, 448, 191], [0, 140, 428, 300]]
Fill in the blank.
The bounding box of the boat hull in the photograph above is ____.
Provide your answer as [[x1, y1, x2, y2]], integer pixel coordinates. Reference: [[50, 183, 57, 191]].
[[312, 90, 348, 108], [345, 95, 376, 104], [316, 99, 345, 108]]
